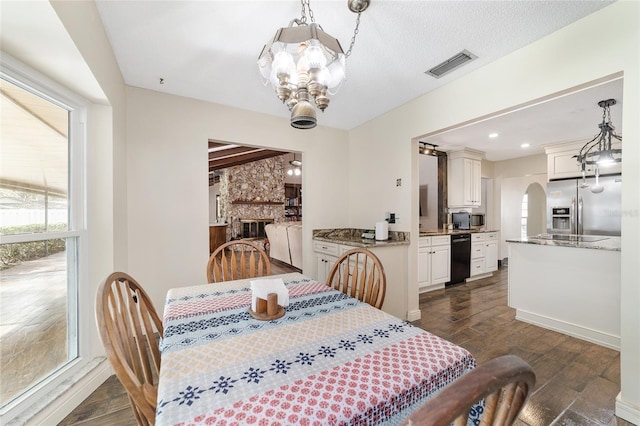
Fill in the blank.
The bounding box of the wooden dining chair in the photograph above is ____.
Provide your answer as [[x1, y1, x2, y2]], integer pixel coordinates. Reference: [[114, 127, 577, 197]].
[[401, 355, 536, 426], [326, 248, 386, 309], [96, 272, 163, 426], [207, 240, 271, 283]]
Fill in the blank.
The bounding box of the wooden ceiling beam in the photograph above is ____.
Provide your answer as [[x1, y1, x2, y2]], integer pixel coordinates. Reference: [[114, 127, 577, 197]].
[[208, 146, 264, 160], [209, 150, 286, 172]]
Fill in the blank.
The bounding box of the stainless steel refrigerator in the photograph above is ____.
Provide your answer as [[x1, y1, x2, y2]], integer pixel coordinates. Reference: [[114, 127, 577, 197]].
[[546, 174, 622, 236]]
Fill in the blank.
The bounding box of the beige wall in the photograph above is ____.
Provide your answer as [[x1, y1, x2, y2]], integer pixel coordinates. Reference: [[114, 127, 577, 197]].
[[348, 1, 639, 420], [125, 86, 350, 311]]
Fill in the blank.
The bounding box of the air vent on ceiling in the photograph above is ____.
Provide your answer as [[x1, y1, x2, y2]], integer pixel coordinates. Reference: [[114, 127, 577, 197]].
[[425, 50, 477, 79]]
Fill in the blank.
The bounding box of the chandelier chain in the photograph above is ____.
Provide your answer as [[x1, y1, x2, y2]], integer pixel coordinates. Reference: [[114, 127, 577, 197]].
[[300, 0, 316, 24], [345, 12, 362, 58]]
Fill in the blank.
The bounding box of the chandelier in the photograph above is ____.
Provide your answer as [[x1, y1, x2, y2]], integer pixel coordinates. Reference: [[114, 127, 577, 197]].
[[257, 0, 370, 129], [576, 98, 622, 172]]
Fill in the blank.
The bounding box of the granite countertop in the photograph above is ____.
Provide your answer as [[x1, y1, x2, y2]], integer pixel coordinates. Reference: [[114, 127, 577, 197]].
[[507, 234, 621, 251], [419, 229, 499, 237], [313, 228, 410, 248]]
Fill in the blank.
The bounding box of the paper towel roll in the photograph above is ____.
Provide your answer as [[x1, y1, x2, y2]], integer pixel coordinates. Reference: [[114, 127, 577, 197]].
[[375, 221, 389, 240]]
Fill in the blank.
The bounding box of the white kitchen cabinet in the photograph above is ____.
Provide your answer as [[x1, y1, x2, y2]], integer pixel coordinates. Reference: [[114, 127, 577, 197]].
[[314, 241, 339, 283], [316, 254, 334, 283], [485, 238, 498, 272], [469, 232, 498, 279], [418, 235, 450, 292], [448, 149, 484, 208], [313, 238, 410, 320], [314, 241, 366, 284], [545, 140, 622, 180]]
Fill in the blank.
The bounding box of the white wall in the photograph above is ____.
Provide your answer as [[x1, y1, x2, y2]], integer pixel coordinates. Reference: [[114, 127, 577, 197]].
[[500, 174, 548, 257], [51, 0, 129, 271], [348, 2, 639, 421], [126, 86, 350, 312], [526, 183, 547, 237], [493, 154, 548, 259]]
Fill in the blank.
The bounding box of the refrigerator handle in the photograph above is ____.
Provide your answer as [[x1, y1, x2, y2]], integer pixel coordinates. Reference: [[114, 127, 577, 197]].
[[570, 197, 576, 234], [578, 196, 583, 235]]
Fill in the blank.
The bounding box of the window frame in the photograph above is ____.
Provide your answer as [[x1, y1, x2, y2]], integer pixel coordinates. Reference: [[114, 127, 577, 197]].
[[0, 54, 89, 424]]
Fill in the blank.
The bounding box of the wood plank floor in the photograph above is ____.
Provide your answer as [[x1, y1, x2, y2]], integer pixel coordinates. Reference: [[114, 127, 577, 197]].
[[59, 264, 632, 425]]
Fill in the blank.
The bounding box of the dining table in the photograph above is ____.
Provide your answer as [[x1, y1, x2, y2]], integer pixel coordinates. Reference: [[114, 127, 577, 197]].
[[156, 272, 480, 425]]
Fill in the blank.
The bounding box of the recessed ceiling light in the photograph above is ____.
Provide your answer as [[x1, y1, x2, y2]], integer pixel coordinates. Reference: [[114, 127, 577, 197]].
[[489, 133, 499, 138], [521, 143, 530, 148]]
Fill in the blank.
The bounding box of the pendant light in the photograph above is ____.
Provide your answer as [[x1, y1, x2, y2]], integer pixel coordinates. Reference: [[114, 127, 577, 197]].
[[576, 99, 622, 171], [257, 0, 370, 129]]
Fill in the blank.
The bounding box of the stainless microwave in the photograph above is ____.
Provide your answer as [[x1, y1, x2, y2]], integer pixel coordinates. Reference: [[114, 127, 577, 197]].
[[471, 214, 485, 227]]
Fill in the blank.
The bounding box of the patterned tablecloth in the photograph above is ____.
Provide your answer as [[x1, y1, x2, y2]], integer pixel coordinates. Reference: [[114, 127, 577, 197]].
[[157, 273, 479, 426]]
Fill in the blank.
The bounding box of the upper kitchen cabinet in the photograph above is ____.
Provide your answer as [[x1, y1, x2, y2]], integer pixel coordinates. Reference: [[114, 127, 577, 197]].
[[545, 140, 622, 180], [448, 149, 484, 208]]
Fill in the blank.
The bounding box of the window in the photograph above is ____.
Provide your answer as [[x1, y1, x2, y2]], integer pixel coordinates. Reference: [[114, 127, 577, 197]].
[[1, 58, 86, 421], [521, 193, 528, 238]]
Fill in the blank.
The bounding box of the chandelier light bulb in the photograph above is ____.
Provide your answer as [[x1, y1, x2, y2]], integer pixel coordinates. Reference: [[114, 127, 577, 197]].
[[294, 167, 301, 176], [576, 98, 622, 172], [597, 150, 615, 167], [272, 52, 295, 83], [304, 45, 327, 71], [287, 169, 293, 176]]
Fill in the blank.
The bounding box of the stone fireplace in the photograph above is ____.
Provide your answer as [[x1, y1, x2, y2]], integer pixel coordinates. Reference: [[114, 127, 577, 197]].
[[219, 156, 286, 240]]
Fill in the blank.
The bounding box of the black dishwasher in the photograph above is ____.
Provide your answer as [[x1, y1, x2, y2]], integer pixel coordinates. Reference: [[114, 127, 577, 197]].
[[448, 233, 471, 285]]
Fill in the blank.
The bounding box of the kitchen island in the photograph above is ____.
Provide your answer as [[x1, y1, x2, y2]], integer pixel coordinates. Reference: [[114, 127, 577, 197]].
[[507, 235, 620, 350]]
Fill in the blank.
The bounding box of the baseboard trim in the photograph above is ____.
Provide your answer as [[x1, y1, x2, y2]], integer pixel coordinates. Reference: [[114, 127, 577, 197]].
[[515, 309, 620, 350], [465, 272, 493, 282], [407, 309, 421, 322], [615, 392, 640, 425], [418, 283, 445, 293], [27, 357, 113, 425]]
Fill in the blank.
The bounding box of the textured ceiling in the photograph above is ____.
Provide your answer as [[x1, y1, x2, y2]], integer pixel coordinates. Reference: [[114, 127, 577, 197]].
[[95, 0, 613, 131]]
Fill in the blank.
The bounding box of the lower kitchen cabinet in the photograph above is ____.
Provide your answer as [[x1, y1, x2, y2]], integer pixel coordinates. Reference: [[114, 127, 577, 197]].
[[485, 237, 498, 271], [314, 241, 340, 283], [313, 238, 410, 320], [470, 232, 498, 278], [418, 235, 451, 292]]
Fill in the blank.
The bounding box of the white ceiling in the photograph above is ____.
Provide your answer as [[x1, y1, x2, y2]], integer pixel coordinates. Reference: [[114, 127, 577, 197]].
[[422, 77, 624, 161], [93, 1, 619, 161]]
